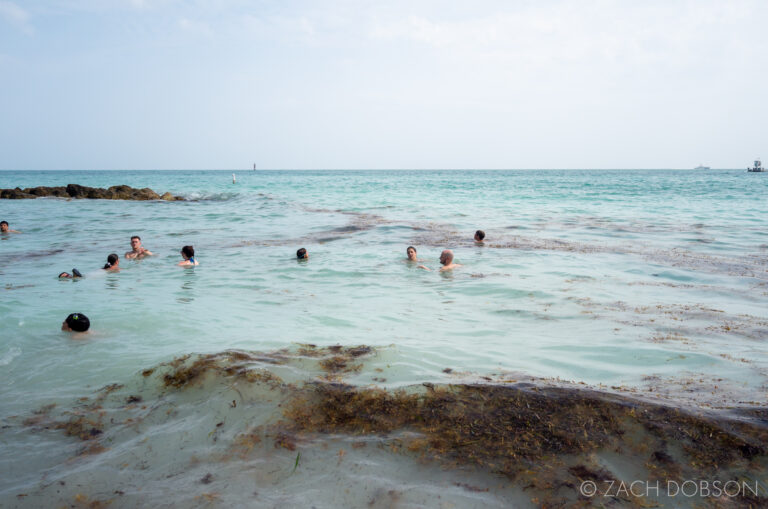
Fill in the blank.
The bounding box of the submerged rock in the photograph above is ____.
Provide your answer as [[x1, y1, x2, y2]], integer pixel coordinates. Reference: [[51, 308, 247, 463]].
[[0, 184, 184, 201]]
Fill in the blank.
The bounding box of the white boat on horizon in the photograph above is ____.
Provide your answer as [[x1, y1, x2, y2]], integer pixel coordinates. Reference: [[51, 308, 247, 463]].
[[747, 159, 765, 172], [694, 164, 710, 170]]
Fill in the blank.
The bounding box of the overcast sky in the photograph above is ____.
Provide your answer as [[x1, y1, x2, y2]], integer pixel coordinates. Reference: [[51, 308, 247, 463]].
[[1, 0, 766, 170]]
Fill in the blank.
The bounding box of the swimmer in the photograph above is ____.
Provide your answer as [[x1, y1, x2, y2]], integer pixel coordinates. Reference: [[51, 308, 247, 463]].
[[178, 245, 198, 266], [0, 221, 20, 233], [474, 230, 486, 243], [297, 248, 308, 260], [125, 236, 153, 259], [439, 249, 462, 271], [59, 269, 83, 279], [406, 246, 423, 262], [103, 253, 120, 271], [61, 313, 90, 333], [417, 249, 461, 271]]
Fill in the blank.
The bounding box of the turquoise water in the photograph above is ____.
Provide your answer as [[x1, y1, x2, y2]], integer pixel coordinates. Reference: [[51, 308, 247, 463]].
[[1, 170, 767, 507]]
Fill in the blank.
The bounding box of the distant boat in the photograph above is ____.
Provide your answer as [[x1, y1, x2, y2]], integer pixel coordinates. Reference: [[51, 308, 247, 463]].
[[747, 159, 765, 172], [694, 164, 710, 170]]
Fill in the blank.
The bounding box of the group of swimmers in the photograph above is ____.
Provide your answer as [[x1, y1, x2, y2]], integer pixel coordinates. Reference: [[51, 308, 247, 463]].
[[56, 236, 199, 279], [296, 229, 485, 272], [4, 217, 486, 334]]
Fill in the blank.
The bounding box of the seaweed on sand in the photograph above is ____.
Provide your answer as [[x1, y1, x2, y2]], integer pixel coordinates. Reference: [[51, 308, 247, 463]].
[[159, 350, 286, 389], [266, 382, 768, 506]]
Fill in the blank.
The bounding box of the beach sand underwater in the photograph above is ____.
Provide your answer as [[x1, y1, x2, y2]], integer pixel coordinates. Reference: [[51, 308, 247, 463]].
[[1, 169, 767, 508]]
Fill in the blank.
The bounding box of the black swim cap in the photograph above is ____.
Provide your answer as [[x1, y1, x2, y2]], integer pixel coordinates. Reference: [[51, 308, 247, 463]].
[[65, 313, 90, 332], [72, 268, 83, 278]]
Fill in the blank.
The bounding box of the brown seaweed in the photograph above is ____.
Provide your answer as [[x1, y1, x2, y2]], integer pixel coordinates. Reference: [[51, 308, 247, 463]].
[[257, 381, 768, 506]]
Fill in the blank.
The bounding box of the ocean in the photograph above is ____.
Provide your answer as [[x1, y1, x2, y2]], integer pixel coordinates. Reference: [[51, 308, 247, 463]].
[[1, 169, 767, 507]]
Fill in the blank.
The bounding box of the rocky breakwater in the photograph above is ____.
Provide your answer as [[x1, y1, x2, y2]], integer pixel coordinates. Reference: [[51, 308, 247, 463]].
[[0, 184, 184, 201]]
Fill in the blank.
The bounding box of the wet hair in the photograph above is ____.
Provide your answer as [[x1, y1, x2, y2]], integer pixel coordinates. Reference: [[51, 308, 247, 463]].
[[103, 253, 118, 269], [65, 313, 90, 332], [407, 246, 417, 253], [131, 235, 141, 241], [0, 221, 8, 227], [181, 245, 195, 259], [297, 248, 307, 259], [475, 230, 486, 241]]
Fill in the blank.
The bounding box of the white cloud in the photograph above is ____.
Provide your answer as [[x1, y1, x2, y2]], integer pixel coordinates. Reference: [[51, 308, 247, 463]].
[[368, 2, 766, 72], [178, 17, 213, 37], [0, 1, 29, 25]]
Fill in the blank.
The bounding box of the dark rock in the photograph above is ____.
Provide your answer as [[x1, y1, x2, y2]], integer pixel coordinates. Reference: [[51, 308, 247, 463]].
[[0, 187, 35, 199], [1, 184, 184, 201], [24, 186, 68, 197]]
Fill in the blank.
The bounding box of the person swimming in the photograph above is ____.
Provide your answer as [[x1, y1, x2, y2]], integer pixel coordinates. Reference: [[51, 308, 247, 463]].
[[59, 269, 83, 279], [439, 249, 462, 271], [474, 230, 486, 243], [0, 221, 20, 233], [406, 246, 423, 262], [178, 245, 198, 266], [103, 253, 120, 271], [62, 313, 90, 332], [418, 249, 462, 271], [297, 248, 308, 260], [125, 236, 153, 259]]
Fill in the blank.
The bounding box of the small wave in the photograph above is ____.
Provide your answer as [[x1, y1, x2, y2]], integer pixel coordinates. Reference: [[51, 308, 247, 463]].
[[0, 346, 21, 366], [180, 191, 240, 201]]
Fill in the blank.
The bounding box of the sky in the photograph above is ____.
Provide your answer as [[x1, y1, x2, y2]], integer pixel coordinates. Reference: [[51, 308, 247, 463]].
[[0, 0, 766, 170]]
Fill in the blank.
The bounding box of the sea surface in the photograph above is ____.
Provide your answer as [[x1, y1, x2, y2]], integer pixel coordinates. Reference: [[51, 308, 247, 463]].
[[1, 169, 767, 507]]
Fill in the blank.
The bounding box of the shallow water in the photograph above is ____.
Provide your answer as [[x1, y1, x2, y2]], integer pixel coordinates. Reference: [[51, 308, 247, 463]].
[[1, 169, 767, 507]]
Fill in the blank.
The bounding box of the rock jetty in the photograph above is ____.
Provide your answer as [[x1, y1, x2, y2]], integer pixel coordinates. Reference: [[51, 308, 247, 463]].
[[0, 184, 184, 201]]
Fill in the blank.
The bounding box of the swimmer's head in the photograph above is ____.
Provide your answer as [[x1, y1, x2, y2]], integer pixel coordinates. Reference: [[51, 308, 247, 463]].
[[130, 236, 142, 249], [440, 249, 454, 265], [60, 268, 82, 279], [103, 253, 118, 269], [0, 221, 8, 232], [474, 230, 485, 241], [406, 246, 417, 260], [297, 248, 308, 259], [181, 245, 194, 259], [62, 313, 90, 332]]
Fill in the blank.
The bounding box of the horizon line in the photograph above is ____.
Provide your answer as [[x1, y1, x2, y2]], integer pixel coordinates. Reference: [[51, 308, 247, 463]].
[[0, 167, 744, 172]]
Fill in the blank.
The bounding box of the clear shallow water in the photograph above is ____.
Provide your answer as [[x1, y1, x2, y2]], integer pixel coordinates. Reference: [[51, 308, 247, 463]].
[[1, 170, 767, 507]]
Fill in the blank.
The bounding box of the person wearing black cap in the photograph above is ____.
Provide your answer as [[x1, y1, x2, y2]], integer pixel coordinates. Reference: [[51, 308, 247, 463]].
[[58, 269, 83, 279], [62, 313, 90, 333]]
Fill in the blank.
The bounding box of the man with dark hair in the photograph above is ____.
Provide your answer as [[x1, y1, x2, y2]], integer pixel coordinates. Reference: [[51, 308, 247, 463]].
[[125, 235, 153, 259], [62, 313, 90, 333], [296, 248, 308, 260], [0, 221, 20, 233], [474, 230, 486, 242]]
